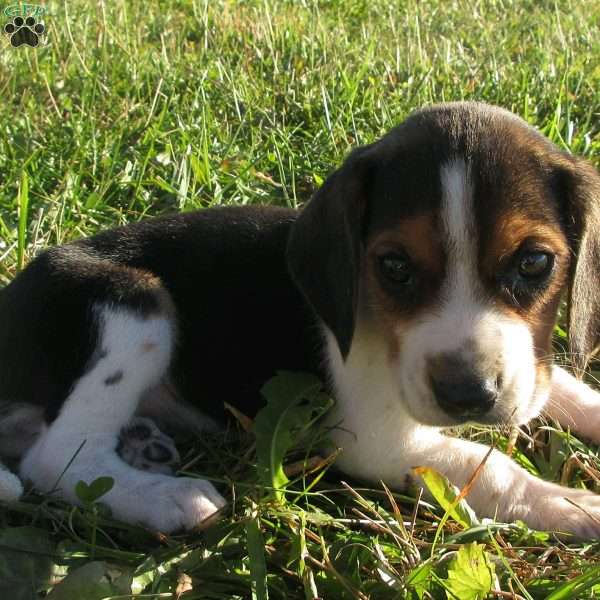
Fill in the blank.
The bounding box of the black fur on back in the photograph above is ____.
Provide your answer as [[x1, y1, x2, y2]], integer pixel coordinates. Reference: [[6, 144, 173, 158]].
[[0, 205, 322, 422]]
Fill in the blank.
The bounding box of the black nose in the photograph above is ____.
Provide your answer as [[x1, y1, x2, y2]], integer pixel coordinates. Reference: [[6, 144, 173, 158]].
[[427, 352, 500, 420], [430, 374, 498, 418]]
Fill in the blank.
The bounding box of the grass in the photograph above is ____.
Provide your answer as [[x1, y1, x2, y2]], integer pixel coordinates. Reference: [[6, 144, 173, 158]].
[[0, 0, 599, 597]]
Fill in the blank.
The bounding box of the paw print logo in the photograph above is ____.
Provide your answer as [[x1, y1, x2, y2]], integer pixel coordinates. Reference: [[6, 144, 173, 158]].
[[4, 16, 45, 47]]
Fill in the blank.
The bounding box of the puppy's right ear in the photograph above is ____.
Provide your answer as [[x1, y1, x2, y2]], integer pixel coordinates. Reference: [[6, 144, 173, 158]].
[[554, 154, 600, 374], [287, 145, 377, 360]]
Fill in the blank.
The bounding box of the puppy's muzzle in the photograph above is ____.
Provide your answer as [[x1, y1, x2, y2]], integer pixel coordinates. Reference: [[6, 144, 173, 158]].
[[428, 353, 499, 420]]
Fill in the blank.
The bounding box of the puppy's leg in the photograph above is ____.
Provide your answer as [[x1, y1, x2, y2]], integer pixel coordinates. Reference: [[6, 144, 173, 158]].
[[20, 305, 225, 532], [138, 383, 220, 434], [0, 402, 45, 501], [410, 434, 600, 537], [0, 462, 23, 501], [333, 422, 600, 538], [0, 402, 45, 459], [544, 366, 600, 443]]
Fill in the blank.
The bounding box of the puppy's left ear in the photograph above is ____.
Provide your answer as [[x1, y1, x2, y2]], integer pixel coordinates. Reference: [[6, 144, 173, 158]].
[[555, 154, 600, 373]]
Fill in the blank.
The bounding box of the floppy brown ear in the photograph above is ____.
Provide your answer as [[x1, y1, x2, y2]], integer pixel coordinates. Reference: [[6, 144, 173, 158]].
[[286, 145, 377, 359], [556, 155, 600, 373]]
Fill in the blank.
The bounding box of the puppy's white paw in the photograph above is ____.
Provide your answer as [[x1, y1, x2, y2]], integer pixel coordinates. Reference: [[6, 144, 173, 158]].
[[126, 476, 226, 532], [21, 433, 225, 533], [547, 367, 600, 445], [525, 484, 600, 539], [117, 416, 180, 475], [0, 467, 23, 502]]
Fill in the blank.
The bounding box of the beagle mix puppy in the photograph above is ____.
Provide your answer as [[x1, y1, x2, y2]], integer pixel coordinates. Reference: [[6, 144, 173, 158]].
[[1, 102, 599, 537]]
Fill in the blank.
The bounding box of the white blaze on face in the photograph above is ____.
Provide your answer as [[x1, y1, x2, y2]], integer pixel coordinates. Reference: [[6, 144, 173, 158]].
[[393, 158, 539, 426], [440, 158, 481, 325]]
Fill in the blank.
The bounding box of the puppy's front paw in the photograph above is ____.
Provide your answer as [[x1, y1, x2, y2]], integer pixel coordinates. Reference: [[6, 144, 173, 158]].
[[526, 485, 600, 539], [127, 476, 226, 532], [547, 367, 600, 445]]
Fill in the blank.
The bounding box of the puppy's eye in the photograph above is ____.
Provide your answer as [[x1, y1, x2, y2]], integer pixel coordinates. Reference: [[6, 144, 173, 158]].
[[518, 251, 553, 279], [379, 253, 413, 285], [499, 248, 555, 307]]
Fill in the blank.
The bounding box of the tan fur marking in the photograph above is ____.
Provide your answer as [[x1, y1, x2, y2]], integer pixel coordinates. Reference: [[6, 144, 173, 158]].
[[363, 215, 444, 362], [367, 215, 444, 276], [486, 211, 570, 380], [486, 214, 568, 269]]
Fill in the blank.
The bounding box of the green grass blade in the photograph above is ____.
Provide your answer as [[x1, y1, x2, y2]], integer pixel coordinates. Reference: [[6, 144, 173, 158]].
[[246, 518, 269, 600], [16, 170, 29, 273], [544, 565, 600, 600]]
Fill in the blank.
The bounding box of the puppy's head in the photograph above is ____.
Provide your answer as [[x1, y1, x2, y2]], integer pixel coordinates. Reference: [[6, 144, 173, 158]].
[[287, 102, 600, 427]]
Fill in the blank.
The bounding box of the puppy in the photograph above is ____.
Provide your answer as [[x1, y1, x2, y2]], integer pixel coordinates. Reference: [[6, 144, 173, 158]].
[[0, 102, 599, 536]]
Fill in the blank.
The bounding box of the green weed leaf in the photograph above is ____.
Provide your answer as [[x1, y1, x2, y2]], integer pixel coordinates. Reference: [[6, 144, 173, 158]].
[[443, 543, 495, 600], [406, 562, 433, 599], [254, 372, 323, 501], [413, 466, 478, 529], [47, 561, 132, 599], [75, 477, 114, 505]]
